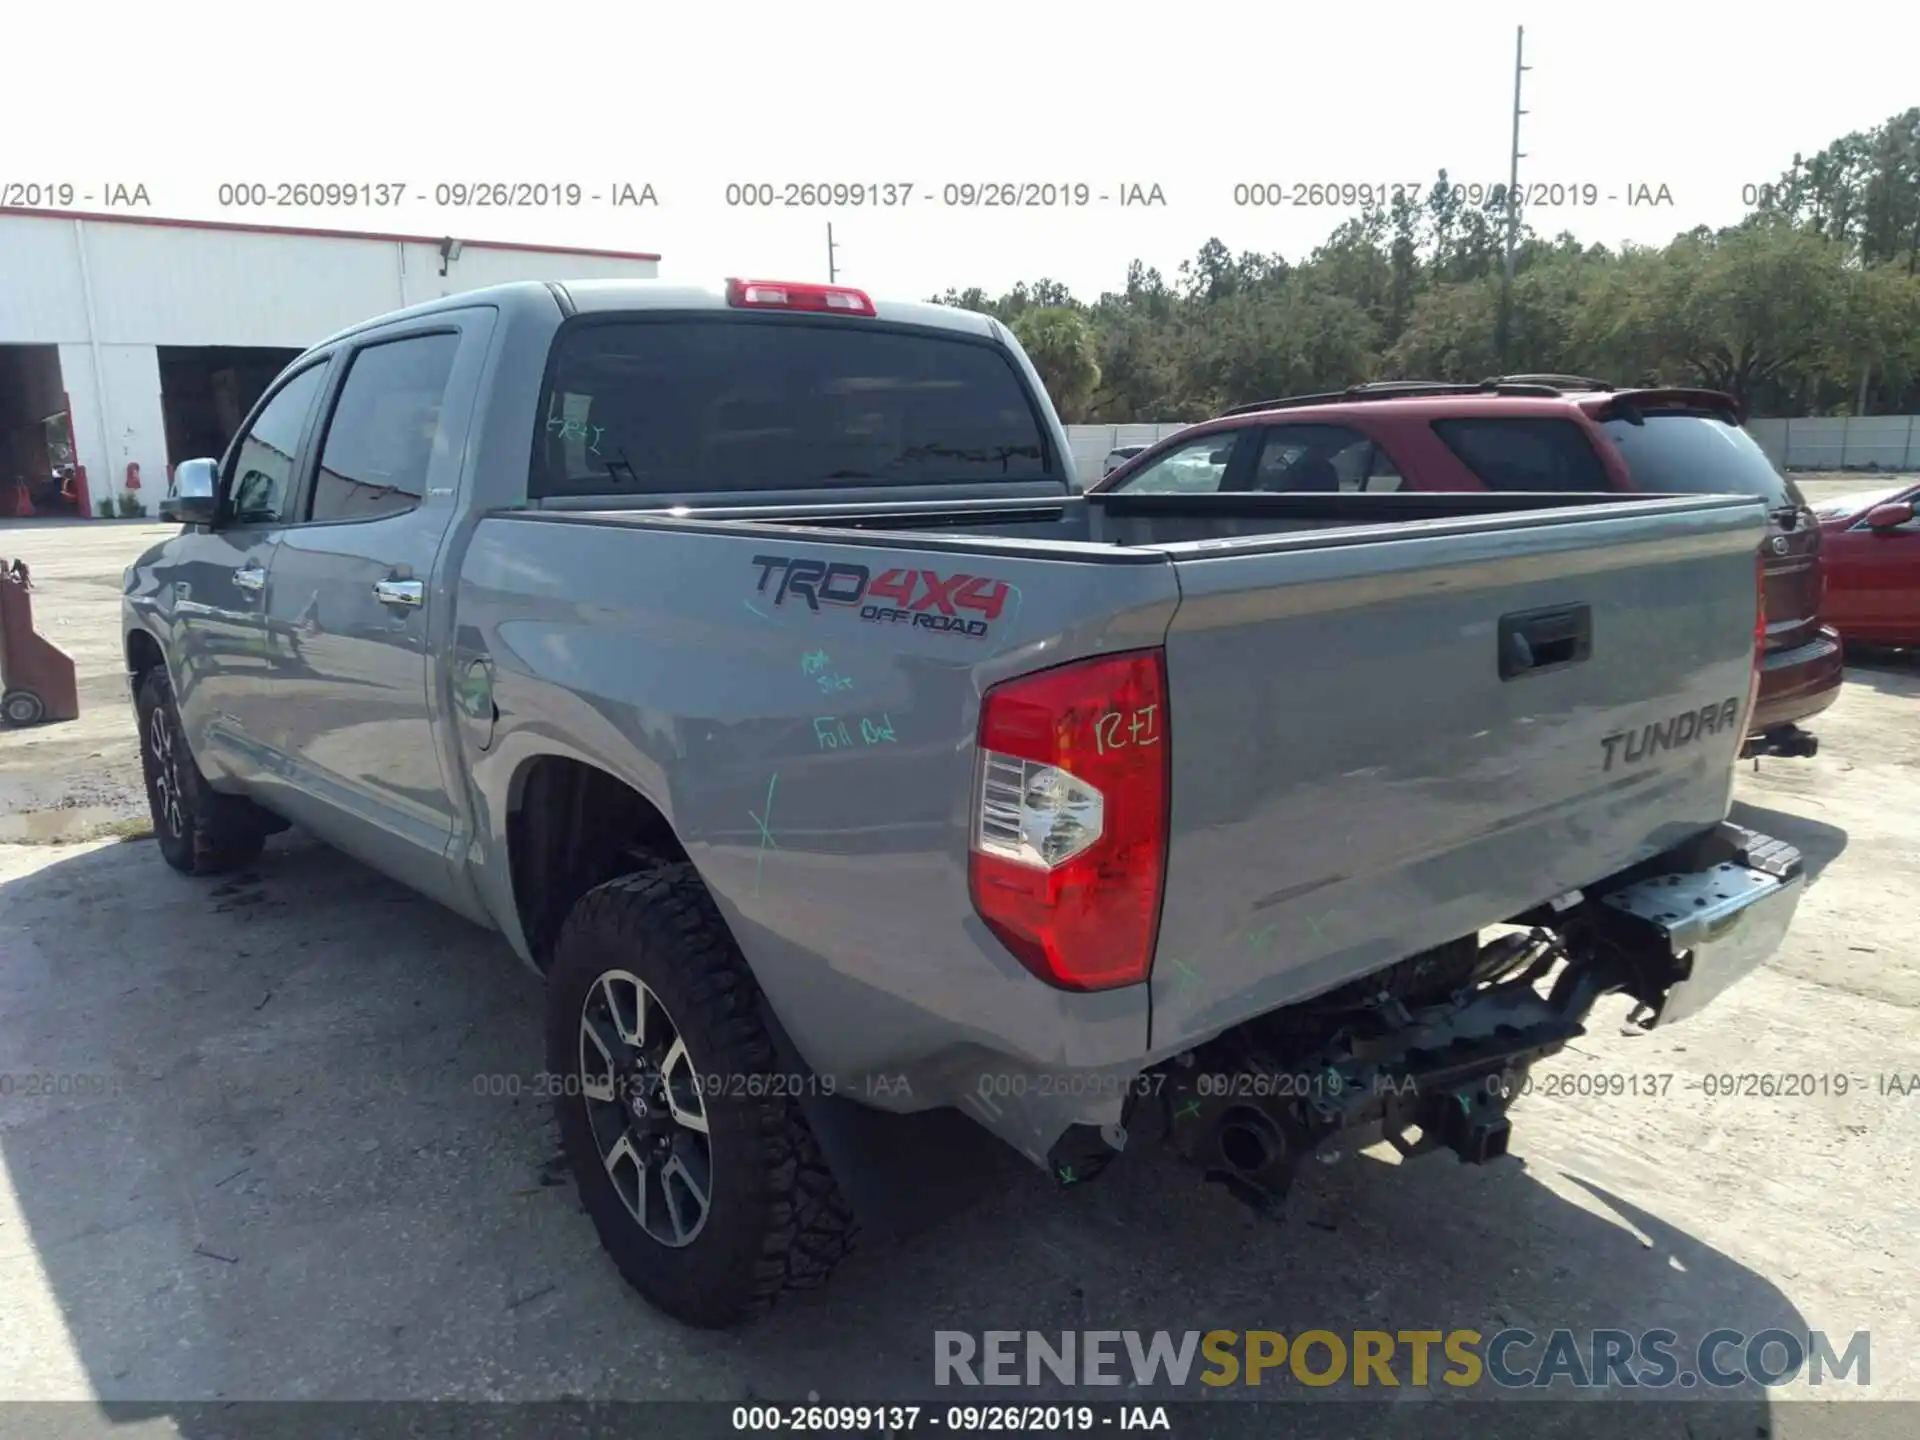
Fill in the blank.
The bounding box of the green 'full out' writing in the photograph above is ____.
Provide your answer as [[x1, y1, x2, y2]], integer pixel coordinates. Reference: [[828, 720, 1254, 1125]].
[[815, 714, 898, 750]]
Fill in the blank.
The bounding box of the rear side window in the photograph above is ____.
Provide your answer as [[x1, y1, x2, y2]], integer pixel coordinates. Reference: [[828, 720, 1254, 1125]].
[[310, 333, 461, 522], [534, 319, 1052, 497], [1252, 423, 1399, 492], [1599, 412, 1805, 509], [1432, 417, 1611, 492]]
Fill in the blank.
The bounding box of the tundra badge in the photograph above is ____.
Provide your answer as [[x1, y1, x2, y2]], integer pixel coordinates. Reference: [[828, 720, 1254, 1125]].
[[1602, 696, 1741, 771]]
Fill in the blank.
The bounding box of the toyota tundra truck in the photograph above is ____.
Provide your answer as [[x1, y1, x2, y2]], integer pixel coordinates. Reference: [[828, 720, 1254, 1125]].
[[123, 277, 1806, 1328]]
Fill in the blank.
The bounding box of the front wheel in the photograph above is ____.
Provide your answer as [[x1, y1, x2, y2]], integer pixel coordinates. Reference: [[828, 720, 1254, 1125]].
[[546, 864, 856, 1327], [135, 668, 267, 874]]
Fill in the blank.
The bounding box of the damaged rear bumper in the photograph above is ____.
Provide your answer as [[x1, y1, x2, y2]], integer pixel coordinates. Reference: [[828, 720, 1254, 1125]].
[[1052, 822, 1806, 1197], [1597, 837, 1804, 1028]]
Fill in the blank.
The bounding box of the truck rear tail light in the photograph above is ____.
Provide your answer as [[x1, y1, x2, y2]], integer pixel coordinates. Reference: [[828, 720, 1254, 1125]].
[[724, 278, 876, 316], [968, 649, 1169, 992]]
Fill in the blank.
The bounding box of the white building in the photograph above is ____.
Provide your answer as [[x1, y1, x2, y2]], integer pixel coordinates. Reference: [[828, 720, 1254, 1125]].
[[0, 207, 661, 516]]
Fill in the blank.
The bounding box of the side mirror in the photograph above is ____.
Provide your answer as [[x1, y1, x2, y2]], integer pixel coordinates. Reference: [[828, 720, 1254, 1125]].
[[1866, 500, 1915, 531], [160, 458, 219, 525]]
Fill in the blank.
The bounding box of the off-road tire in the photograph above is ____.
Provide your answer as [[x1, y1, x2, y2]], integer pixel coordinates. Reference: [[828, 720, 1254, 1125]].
[[546, 864, 857, 1327], [135, 667, 268, 874]]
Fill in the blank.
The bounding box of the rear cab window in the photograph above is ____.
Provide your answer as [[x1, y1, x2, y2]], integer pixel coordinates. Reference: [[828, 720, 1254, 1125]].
[[1596, 410, 1806, 511], [533, 317, 1055, 498], [1431, 417, 1613, 492]]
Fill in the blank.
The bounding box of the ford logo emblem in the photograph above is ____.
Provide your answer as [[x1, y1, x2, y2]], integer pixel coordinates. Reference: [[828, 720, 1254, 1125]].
[[1769, 536, 1790, 554]]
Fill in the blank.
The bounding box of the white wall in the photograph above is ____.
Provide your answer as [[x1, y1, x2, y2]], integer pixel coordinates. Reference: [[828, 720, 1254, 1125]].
[[57, 344, 167, 510], [1748, 415, 1920, 472], [54, 344, 103, 502], [396, 244, 667, 307], [1063, 422, 1193, 486], [0, 212, 660, 509], [0, 213, 661, 347], [0, 221, 92, 341]]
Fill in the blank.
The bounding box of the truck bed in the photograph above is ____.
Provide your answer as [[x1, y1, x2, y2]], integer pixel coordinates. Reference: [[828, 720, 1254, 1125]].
[[460, 488, 1766, 1158]]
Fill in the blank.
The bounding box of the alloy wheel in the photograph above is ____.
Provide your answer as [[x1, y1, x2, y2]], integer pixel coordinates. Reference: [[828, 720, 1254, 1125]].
[[148, 706, 184, 837], [578, 969, 713, 1248]]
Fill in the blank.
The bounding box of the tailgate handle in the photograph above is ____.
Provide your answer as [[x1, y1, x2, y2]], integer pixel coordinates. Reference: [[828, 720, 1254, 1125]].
[[1499, 604, 1591, 679]]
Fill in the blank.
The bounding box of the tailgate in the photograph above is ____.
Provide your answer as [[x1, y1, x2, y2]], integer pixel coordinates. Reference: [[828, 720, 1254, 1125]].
[[1146, 496, 1767, 1053]]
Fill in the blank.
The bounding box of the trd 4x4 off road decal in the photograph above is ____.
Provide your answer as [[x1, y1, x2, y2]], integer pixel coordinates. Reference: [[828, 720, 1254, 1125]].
[[750, 555, 1009, 639]]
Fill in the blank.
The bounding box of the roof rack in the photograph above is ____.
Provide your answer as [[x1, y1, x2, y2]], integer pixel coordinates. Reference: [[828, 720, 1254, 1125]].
[[1213, 375, 1595, 419], [1480, 373, 1616, 392], [1215, 382, 1486, 417]]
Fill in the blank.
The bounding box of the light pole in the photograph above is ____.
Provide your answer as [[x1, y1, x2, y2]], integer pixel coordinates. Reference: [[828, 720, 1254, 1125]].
[[1496, 25, 1529, 367]]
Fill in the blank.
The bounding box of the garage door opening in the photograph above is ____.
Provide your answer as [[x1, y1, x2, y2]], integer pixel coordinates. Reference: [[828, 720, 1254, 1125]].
[[159, 346, 302, 483], [0, 346, 81, 517]]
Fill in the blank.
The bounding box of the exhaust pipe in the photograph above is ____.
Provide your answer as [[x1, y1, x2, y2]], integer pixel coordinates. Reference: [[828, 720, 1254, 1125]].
[[1742, 724, 1819, 760], [1202, 1105, 1297, 1213], [1217, 1106, 1287, 1179]]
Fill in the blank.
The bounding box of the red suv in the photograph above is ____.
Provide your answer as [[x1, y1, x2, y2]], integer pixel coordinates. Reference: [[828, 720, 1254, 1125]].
[[1088, 377, 1840, 757]]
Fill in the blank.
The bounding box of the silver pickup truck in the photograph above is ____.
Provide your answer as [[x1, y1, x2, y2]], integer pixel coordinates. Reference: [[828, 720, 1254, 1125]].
[[124, 277, 1805, 1328]]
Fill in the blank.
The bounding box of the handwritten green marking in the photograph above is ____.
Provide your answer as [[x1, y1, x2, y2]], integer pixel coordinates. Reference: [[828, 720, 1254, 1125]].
[[814, 714, 899, 750], [1167, 956, 1202, 995], [546, 416, 605, 456], [1176, 1099, 1202, 1122], [802, 650, 856, 692], [1057, 1165, 1077, 1186], [749, 774, 780, 896]]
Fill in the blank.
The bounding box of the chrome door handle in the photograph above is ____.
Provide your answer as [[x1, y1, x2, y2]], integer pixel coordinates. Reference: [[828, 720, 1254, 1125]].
[[373, 578, 425, 607], [232, 565, 267, 594]]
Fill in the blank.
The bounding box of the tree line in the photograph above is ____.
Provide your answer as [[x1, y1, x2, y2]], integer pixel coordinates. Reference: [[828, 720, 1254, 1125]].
[[932, 108, 1920, 424]]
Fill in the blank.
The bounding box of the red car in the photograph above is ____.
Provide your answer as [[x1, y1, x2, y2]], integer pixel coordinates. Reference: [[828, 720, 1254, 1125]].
[[1088, 377, 1842, 757], [1812, 480, 1920, 648]]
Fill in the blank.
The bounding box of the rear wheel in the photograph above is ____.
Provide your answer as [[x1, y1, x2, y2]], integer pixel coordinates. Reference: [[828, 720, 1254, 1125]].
[[546, 864, 855, 1327], [135, 668, 268, 874]]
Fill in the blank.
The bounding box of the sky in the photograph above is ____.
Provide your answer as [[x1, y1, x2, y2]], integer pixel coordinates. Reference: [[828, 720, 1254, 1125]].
[[12, 0, 1920, 301]]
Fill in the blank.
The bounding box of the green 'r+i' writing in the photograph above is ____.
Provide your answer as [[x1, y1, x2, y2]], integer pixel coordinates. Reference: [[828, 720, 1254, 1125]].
[[546, 416, 604, 456]]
